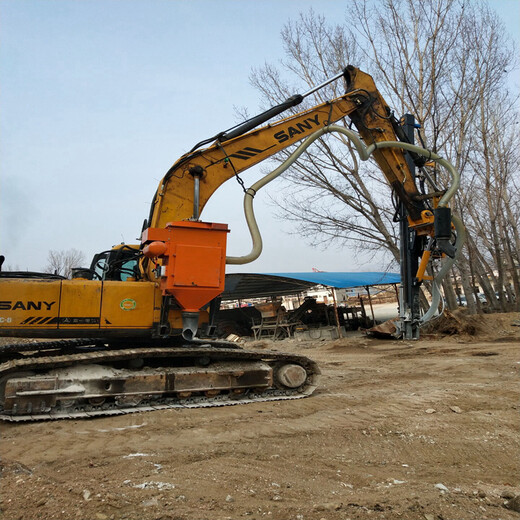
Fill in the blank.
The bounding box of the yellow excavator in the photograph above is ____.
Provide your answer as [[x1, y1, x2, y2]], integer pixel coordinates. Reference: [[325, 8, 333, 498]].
[[0, 66, 463, 420]]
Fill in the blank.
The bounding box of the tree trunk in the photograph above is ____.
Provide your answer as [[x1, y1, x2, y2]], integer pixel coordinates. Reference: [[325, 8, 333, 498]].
[[503, 233, 520, 311], [459, 257, 478, 314], [443, 277, 458, 311]]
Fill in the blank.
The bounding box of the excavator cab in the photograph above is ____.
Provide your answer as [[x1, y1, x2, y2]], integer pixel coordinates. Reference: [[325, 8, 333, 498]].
[[72, 244, 141, 282]]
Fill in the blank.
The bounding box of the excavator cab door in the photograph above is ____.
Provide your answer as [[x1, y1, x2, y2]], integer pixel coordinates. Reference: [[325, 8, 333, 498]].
[[89, 247, 140, 282]]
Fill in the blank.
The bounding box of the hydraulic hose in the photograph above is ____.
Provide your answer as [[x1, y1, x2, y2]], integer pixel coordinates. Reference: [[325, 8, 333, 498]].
[[224, 124, 465, 329], [419, 213, 466, 325], [363, 141, 460, 208], [226, 124, 461, 264], [226, 126, 368, 265]]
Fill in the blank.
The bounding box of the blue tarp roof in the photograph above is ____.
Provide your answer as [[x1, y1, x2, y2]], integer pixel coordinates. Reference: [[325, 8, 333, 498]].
[[264, 272, 400, 289], [222, 272, 400, 300]]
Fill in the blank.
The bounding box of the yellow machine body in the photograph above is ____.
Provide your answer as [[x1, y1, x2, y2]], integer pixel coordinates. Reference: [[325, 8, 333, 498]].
[[0, 278, 160, 337], [0, 278, 213, 337]]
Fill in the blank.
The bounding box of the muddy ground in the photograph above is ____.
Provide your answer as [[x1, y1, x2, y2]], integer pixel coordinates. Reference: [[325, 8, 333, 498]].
[[1, 312, 519, 520]]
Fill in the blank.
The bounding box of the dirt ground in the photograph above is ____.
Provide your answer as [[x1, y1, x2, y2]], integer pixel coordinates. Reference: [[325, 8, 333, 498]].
[[1, 312, 519, 520]]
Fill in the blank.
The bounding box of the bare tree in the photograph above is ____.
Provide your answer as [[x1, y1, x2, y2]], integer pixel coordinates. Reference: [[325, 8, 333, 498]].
[[43, 249, 86, 279], [462, 98, 520, 311], [249, 0, 519, 313], [250, 11, 400, 264]]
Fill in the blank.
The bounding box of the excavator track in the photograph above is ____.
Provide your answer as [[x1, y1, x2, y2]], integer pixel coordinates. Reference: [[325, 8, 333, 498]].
[[0, 342, 320, 421]]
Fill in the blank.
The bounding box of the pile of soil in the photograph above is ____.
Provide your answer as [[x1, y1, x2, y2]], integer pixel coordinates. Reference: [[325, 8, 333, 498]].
[[423, 309, 485, 336]]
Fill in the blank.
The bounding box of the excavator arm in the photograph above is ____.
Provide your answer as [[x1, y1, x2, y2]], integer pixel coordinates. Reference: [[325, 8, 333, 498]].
[[147, 66, 426, 229], [141, 65, 460, 340]]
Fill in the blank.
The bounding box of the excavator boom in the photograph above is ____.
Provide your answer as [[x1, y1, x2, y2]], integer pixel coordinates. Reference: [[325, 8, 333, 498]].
[[148, 66, 423, 229]]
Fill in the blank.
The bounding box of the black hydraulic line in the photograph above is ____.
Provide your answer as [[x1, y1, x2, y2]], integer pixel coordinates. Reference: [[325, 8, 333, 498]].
[[217, 94, 304, 142]]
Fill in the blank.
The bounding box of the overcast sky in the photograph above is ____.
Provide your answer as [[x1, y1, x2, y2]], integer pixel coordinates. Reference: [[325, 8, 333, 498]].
[[1, 0, 519, 274]]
